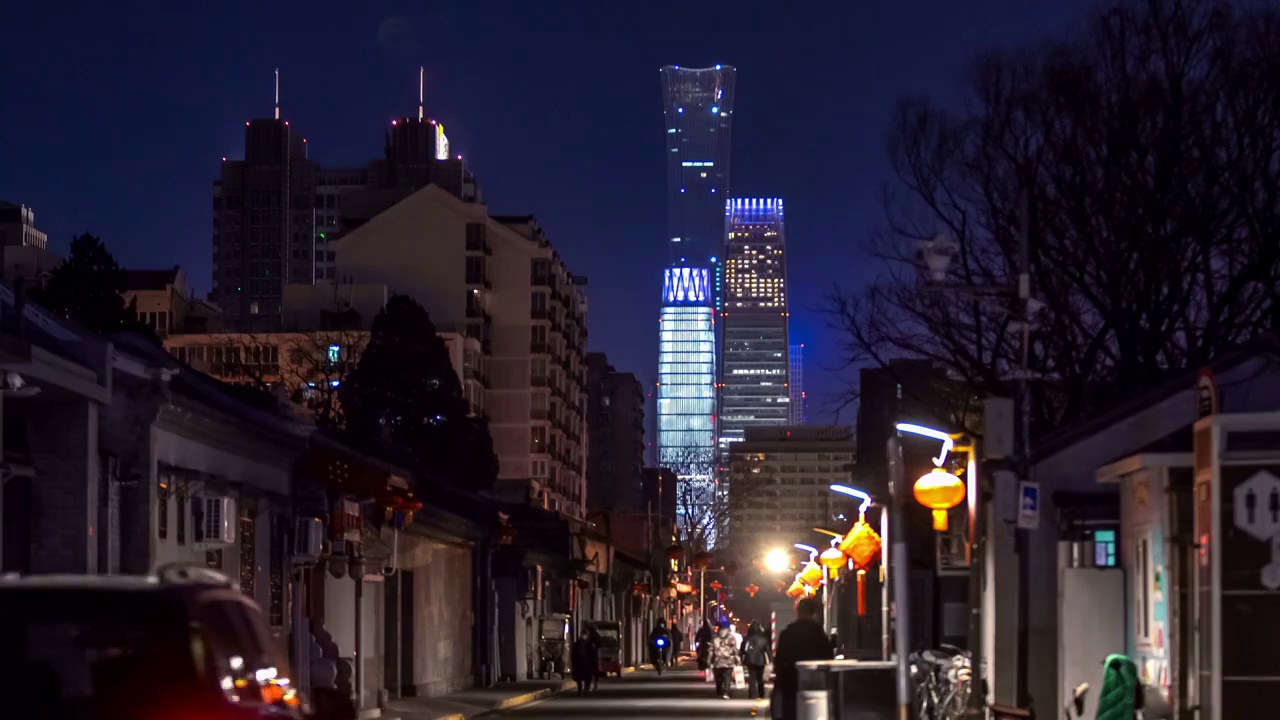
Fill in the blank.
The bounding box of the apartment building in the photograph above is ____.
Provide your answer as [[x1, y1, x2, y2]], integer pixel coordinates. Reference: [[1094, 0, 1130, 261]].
[[725, 426, 856, 555], [331, 185, 588, 516]]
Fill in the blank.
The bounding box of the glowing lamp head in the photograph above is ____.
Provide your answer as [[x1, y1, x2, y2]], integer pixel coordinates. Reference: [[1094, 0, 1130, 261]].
[[763, 547, 791, 573], [798, 561, 823, 587], [819, 547, 845, 570], [913, 468, 966, 531]]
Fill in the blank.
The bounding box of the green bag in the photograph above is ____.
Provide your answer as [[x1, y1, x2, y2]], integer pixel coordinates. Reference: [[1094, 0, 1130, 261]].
[[1094, 654, 1139, 720]]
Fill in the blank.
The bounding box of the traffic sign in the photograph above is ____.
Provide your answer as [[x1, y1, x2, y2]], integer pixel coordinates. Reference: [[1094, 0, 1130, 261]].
[[1017, 481, 1040, 530], [1233, 470, 1280, 542]]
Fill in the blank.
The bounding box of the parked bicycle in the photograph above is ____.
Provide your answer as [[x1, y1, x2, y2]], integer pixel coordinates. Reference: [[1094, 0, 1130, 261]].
[[909, 645, 973, 720]]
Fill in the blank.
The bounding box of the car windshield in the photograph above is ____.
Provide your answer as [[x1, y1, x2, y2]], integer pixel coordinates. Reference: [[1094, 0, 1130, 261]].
[[0, 588, 199, 719]]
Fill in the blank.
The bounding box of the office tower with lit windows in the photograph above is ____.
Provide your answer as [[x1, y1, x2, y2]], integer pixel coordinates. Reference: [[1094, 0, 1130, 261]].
[[719, 198, 791, 450], [660, 65, 736, 264], [790, 343, 808, 424]]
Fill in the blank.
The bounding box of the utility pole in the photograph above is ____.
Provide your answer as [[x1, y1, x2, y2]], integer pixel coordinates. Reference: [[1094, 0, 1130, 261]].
[[1015, 189, 1033, 710], [888, 436, 911, 720]]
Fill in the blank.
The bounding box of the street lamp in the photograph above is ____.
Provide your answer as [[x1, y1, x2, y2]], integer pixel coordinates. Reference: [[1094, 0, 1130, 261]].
[[763, 548, 792, 574]]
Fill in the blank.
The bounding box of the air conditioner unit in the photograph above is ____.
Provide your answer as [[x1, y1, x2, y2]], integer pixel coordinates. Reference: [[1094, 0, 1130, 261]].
[[294, 517, 323, 561], [195, 496, 236, 548]]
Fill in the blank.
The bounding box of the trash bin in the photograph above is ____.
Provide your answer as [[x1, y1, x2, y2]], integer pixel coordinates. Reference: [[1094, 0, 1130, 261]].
[[797, 660, 897, 720]]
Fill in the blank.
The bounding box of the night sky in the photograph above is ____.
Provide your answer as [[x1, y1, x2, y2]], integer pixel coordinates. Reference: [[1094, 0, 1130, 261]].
[[1, 0, 1083, 424]]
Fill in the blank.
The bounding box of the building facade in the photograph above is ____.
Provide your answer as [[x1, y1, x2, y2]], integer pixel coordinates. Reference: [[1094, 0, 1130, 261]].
[[122, 266, 222, 337], [660, 65, 736, 265], [789, 343, 807, 424], [719, 198, 791, 451], [657, 266, 717, 476], [725, 426, 855, 556], [331, 186, 588, 517], [212, 117, 318, 331], [585, 353, 645, 513], [0, 200, 58, 283]]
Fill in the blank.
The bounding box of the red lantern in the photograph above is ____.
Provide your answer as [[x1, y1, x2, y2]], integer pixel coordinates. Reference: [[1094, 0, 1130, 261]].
[[709, 580, 723, 592], [745, 583, 760, 598], [632, 582, 648, 595], [576, 579, 590, 590], [839, 512, 883, 616], [398, 498, 424, 514], [665, 544, 685, 562]]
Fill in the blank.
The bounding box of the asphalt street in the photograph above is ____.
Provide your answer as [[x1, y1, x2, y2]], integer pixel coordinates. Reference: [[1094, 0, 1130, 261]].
[[494, 665, 772, 719]]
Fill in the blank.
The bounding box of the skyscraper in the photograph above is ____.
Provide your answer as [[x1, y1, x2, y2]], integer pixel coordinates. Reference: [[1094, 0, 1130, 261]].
[[719, 198, 791, 450], [657, 265, 717, 543], [660, 65, 736, 264], [789, 343, 808, 424], [212, 114, 318, 332]]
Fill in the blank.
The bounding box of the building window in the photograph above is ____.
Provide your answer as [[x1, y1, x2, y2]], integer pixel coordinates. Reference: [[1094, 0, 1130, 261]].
[[268, 514, 287, 627], [239, 498, 257, 598], [1135, 532, 1153, 643], [1094, 528, 1117, 567], [176, 483, 187, 546], [249, 301, 260, 315], [157, 475, 170, 540]]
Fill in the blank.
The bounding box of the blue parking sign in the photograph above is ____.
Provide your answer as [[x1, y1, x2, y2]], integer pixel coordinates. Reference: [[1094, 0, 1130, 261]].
[[1018, 481, 1040, 530]]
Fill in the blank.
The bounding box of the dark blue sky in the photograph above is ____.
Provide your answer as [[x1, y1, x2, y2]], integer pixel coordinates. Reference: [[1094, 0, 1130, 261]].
[[0, 0, 1083, 423]]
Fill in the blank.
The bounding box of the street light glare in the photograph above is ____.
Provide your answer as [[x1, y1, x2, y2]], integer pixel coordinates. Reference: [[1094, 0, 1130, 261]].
[[895, 422, 955, 466], [763, 548, 791, 573]]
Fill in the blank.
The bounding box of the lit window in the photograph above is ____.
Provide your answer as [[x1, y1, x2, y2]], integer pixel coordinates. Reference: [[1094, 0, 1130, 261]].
[[1094, 529, 1117, 567], [328, 344, 340, 364]]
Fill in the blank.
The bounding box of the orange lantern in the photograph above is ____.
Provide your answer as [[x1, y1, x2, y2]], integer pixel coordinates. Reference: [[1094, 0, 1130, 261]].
[[745, 583, 760, 598], [709, 580, 723, 592], [819, 547, 846, 580], [913, 468, 966, 531], [842, 512, 883, 616], [785, 580, 805, 598], [798, 561, 823, 587]]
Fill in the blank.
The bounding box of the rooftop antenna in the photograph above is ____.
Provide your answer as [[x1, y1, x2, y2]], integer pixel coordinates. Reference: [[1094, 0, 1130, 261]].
[[418, 66, 424, 121], [274, 68, 280, 120]]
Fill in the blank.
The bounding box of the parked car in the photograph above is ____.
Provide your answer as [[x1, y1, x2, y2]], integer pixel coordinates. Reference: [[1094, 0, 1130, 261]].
[[0, 563, 354, 720]]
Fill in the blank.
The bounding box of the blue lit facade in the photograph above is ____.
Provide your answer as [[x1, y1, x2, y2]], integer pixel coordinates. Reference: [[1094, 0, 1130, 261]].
[[660, 65, 736, 265], [658, 266, 717, 479], [719, 198, 792, 450]]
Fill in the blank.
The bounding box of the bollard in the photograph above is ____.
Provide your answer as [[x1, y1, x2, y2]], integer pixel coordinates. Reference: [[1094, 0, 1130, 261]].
[[799, 690, 830, 720]]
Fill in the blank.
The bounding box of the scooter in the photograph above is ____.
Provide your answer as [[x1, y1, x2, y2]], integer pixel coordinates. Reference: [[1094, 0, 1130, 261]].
[[651, 636, 668, 675], [1065, 683, 1089, 719]]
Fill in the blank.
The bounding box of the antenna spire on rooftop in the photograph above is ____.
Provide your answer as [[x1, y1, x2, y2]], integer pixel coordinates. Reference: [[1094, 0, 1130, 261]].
[[418, 66, 424, 121], [274, 68, 280, 120]]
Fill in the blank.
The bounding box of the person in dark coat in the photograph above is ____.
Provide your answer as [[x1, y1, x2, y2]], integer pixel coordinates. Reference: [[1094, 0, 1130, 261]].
[[740, 620, 772, 700], [671, 625, 685, 658], [587, 625, 604, 690], [570, 630, 597, 696], [694, 619, 714, 670], [773, 598, 833, 720]]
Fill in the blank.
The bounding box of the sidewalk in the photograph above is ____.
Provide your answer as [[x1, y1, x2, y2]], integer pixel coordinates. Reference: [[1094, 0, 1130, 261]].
[[382, 678, 577, 720]]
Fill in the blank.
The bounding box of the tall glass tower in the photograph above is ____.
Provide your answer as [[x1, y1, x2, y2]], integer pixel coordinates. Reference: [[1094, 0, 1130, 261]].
[[658, 266, 717, 473], [719, 198, 792, 450], [660, 65, 736, 264]]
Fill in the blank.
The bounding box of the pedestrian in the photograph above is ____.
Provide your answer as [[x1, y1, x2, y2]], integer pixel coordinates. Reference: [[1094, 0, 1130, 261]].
[[671, 625, 685, 658], [772, 598, 833, 720], [1095, 654, 1140, 720], [587, 625, 603, 691], [709, 619, 740, 699], [571, 630, 596, 696], [730, 623, 744, 653], [695, 619, 713, 670], [740, 620, 772, 700]]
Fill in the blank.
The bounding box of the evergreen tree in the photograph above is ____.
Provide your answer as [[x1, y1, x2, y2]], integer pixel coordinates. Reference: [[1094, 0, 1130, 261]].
[[31, 233, 152, 339], [342, 294, 498, 491]]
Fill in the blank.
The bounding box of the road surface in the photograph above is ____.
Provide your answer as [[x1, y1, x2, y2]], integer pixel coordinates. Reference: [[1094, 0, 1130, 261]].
[[496, 665, 771, 719]]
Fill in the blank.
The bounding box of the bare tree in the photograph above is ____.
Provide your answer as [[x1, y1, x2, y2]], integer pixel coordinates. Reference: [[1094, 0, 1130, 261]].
[[830, 0, 1280, 437], [665, 447, 773, 556], [201, 330, 369, 431]]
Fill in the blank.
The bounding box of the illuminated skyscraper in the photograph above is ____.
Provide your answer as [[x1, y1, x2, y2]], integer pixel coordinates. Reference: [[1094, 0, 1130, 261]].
[[660, 65, 736, 264], [719, 198, 791, 450], [658, 266, 717, 539], [789, 344, 808, 424]]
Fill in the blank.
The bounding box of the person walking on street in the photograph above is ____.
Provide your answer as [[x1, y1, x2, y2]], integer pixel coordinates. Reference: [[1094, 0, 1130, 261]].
[[571, 630, 597, 696], [587, 625, 603, 691], [709, 619, 740, 699], [740, 620, 772, 700], [671, 625, 685, 658], [695, 619, 714, 670], [773, 598, 833, 720]]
